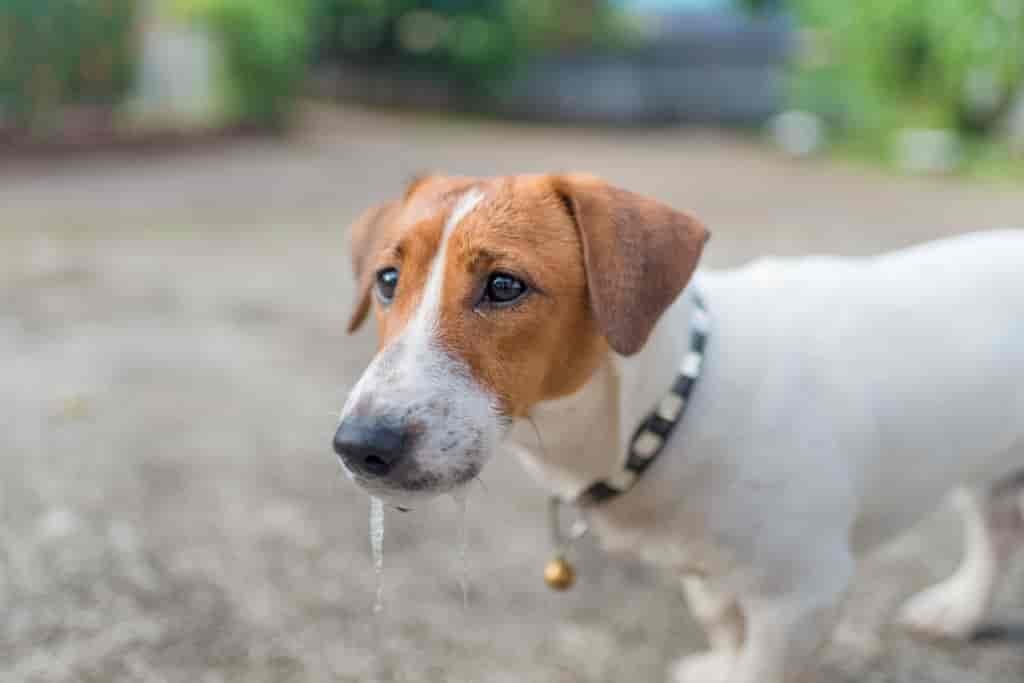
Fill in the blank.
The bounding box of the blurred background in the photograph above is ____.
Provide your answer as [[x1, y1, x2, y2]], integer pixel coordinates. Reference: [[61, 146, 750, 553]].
[[2, 1, 1024, 682]]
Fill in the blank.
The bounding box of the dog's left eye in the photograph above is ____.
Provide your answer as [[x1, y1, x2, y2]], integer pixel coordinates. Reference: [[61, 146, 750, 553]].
[[482, 272, 527, 305], [375, 267, 399, 303]]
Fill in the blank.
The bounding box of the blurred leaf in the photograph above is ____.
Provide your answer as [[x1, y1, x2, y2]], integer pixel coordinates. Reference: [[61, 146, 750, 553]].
[[778, 0, 1024, 170], [176, 0, 312, 127], [310, 0, 625, 87], [0, 0, 139, 131]]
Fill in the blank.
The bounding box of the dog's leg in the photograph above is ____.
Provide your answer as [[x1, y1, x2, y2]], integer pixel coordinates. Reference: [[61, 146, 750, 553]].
[[729, 543, 853, 683], [899, 482, 1024, 640], [671, 576, 744, 683], [683, 575, 744, 650]]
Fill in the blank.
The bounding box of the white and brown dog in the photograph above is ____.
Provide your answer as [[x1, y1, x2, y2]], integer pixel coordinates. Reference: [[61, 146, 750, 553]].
[[334, 173, 1024, 683]]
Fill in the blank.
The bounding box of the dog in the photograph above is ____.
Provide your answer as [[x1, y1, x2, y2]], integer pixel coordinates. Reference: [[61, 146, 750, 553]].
[[333, 173, 1024, 682]]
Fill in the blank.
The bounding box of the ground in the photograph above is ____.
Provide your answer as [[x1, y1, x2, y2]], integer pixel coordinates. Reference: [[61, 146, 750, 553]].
[[2, 105, 1023, 683]]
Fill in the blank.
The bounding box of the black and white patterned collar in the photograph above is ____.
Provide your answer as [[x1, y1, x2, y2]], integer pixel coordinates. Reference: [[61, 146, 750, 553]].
[[571, 290, 710, 508]]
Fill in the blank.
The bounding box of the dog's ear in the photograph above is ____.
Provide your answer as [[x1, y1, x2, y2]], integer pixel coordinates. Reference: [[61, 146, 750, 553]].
[[346, 199, 401, 333], [551, 174, 709, 355]]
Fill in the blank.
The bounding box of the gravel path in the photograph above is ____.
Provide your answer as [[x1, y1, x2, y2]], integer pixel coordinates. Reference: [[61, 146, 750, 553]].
[[2, 105, 1023, 682]]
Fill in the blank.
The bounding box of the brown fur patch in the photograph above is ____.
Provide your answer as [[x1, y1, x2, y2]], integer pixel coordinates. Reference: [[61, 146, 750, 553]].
[[346, 173, 707, 417], [434, 176, 608, 416]]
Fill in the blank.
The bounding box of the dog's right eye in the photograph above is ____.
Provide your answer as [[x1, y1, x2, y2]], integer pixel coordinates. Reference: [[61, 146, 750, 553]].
[[375, 268, 399, 304]]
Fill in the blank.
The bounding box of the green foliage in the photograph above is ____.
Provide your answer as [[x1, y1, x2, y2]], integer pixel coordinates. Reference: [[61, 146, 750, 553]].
[[0, 0, 139, 129], [177, 0, 312, 127], [312, 1, 624, 88], [785, 0, 1024, 140]]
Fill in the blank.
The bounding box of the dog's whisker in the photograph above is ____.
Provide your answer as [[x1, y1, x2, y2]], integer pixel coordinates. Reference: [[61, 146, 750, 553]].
[[526, 415, 549, 461]]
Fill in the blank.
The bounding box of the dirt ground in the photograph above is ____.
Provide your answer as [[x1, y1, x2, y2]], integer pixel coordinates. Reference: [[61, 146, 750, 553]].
[[2, 105, 1024, 683]]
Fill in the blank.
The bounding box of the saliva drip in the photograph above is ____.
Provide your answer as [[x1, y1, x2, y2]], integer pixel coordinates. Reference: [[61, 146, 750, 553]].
[[370, 496, 385, 614], [368, 492, 473, 616], [452, 490, 470, 612]]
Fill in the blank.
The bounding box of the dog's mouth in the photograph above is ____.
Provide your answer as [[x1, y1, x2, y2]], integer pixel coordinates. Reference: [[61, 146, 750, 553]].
[[348, 460, 482, 505]]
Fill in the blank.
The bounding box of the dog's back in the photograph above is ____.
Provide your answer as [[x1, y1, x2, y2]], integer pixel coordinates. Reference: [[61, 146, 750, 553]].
[[702, 229, 1024, 550], [845, 230, 1024, 526]]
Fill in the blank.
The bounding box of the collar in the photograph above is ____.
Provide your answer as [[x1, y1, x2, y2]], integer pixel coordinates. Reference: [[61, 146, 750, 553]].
[[570, 289, 710, 508]]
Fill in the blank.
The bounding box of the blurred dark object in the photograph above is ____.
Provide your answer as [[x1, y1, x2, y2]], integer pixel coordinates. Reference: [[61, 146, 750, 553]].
[[0, 0, 139, 138], [971, 621, 1024, 644], [311, 0, 792, 125], [494, 4, 791, 125], [312, 0, 617, 87]]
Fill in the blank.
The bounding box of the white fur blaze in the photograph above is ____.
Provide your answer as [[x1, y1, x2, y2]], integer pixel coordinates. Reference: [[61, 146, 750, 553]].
[[405, 187, 485, 342], [338, 187, 502, 502]]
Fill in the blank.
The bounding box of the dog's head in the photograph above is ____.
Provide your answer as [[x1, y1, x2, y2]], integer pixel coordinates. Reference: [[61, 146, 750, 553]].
[[334, 174, 708, 503]]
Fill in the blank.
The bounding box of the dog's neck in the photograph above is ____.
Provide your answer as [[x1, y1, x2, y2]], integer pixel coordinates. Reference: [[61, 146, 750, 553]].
[[509, 286, 701, 501]]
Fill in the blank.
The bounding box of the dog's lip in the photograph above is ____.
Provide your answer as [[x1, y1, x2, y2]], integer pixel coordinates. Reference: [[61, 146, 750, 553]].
[[350, 478, 415, 511], [343, 459, 481, 509]]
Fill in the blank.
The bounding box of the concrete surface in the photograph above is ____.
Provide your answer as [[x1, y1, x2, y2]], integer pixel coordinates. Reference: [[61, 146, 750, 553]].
[[2, 105, 1023, 682]]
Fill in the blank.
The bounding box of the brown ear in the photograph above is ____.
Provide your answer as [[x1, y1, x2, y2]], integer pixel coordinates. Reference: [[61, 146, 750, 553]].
[[551, 174, 709, 355], [346, 199, 400, 333]]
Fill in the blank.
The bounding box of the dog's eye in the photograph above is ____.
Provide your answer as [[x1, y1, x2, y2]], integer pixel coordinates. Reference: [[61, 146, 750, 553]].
[[375, 268, 399, 303], [482, 272, 527, 305]]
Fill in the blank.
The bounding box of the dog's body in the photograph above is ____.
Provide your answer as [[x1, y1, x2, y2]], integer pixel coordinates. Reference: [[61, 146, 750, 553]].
[[335, 174, 1024, 683], [516, 230, 1024, 680]]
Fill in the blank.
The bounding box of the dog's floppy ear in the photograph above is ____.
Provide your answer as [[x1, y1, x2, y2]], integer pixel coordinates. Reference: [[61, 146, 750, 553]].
[[346, 199, 401, 333], [551, 174, 709, 355]]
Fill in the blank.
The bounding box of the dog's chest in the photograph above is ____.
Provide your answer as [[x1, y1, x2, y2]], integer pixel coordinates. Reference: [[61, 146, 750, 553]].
[[587, 486, 734, 576], [593, 519, 694, 568]]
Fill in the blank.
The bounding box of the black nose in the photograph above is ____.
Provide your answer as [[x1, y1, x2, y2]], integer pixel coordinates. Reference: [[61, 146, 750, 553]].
[[333, 417, 407, 477]]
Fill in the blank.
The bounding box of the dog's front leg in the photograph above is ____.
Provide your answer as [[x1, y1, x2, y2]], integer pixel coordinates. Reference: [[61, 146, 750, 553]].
[[671, 576, 744, 683], [898, 484, 1024, 639], [730, 543, 853, 683], [683, 575, 744, 651]]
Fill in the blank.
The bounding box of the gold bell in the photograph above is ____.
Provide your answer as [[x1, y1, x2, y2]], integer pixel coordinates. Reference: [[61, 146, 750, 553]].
[[544, 555, 576, 591]]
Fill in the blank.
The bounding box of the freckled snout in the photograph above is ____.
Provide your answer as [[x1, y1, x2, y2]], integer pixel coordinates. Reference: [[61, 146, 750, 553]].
[[333, 416, 409, 478]]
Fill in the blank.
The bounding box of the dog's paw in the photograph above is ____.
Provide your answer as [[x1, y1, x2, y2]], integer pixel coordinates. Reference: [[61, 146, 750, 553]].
[[897, 578, 987, 640], [669, 651, 734, 683]]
